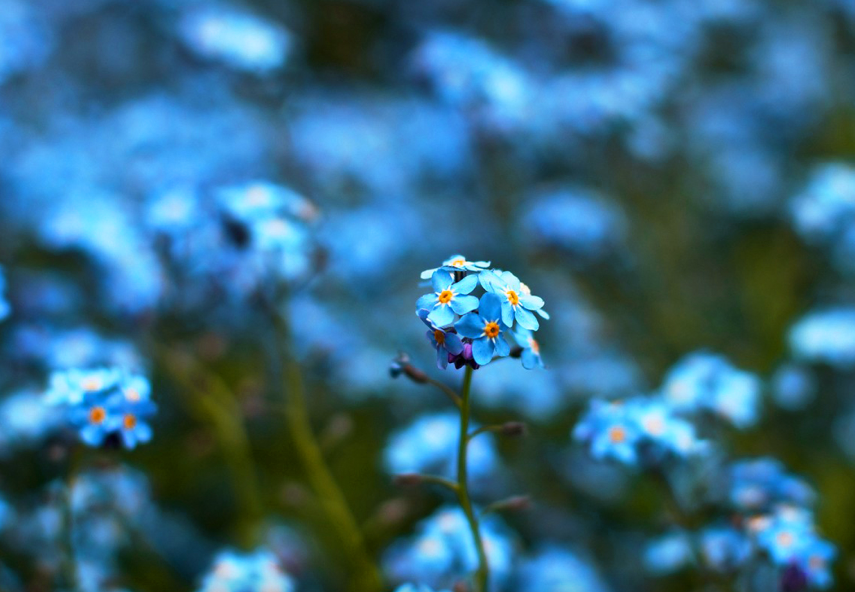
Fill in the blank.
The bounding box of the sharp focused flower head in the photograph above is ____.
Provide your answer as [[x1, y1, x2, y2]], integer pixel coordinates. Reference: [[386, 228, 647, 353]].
[[414, 257, 549, 369]]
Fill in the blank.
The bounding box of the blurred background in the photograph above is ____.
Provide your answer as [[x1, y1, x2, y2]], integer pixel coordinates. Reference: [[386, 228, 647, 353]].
[[1, 0, 855, 590]]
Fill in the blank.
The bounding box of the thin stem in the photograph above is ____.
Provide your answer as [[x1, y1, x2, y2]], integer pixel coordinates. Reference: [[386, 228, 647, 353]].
[[456, 366, 490, 592], [272, 309, 383, 592], [158, 348, 263, 546], [424, 377, 462, 409]]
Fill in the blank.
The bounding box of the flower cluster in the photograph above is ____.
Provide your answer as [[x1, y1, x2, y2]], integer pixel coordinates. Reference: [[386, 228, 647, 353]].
[[197, 548, 295, 592], [416, 255, 548, 369], [44, 368, 156, 449], [573, 397, 708, 466]]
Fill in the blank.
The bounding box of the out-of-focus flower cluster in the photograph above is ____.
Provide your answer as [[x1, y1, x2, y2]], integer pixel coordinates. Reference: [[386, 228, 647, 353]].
[[1, 0, 855, 590]]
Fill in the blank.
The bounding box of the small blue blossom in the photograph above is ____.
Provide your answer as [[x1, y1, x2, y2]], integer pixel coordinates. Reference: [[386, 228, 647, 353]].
[[516, 546, 610, 592], [454, 293, 511, 366], [726, 459, 815, 513], [661, 351, 762, 428], [384, 411, 499, 486], [789, 307, 855, 369], [419, 254, 491, 280], [178, 6, 292, 74], [44, 369, 157, 450], [198, 548, 295, 592], [700, 526, 752, 572], [417, 271, 480, 327], [513, 327, 544, 369], [418, 309, 464, 369], [0, 266, 9, 321], [573, 400, 641, 465], [644, 532, 693, 575], [479, 270, 547, 330]]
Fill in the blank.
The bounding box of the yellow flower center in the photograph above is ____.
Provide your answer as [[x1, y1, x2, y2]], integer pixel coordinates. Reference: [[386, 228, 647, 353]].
[[609, 425, 626, 443], [450, 258, 466, 268], [89, 406, 106, 425], [123, 414, 137, 430], [506, 290, 520, 306], [438, 289, 453, 304], [82, 378, 102, 391], [776, 531, 794, 548], [484, 321, 500, 339], [434, 329, 446, 344]]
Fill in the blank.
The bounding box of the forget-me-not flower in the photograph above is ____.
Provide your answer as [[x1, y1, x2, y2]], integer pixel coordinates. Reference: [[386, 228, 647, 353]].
[[454, 293, 511, 365], [417, 270, 479, 327], [480, 270, 547, 330], [418, 309, 464, 369], [420, 254, 491, 279]]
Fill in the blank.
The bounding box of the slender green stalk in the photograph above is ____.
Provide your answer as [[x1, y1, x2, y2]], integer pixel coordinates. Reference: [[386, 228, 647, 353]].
[[456, 365, 490, 592], [158, 349, 263, 546], [272, 310, 382, 592]]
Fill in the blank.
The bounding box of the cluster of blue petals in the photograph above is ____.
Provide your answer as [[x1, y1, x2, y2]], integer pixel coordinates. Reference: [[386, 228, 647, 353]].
[[416, 256, 548, 369], [44, 367, 156, 449]]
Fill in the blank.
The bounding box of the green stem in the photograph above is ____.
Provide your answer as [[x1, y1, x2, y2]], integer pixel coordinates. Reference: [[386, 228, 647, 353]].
[[456, 366, 490, 592], [273, 311, 383, 592]]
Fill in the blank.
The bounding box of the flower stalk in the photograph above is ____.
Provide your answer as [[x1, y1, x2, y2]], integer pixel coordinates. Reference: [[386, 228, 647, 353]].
[[456, 365, 490, 592]]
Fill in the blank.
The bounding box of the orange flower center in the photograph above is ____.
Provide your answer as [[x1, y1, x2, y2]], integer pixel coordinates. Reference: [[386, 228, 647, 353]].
[[434, 329, 446, 344], [609, 426, 626, 443], [484, 321, 500, 339], [450, 258, 466, 268], [82, 378, 102, 391], [776, 531, 794, 548], [123, 414, 137, 430], [89, 406, 106, 425], [506, 290, 520, 306], [438, 289, 453, 304]]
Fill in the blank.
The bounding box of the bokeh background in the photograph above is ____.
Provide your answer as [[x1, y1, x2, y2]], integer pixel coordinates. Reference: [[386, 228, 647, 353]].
[[2, 0, 855, 590]]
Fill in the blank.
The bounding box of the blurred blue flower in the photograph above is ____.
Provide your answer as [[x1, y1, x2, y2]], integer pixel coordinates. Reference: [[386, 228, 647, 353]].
[[45, 368, 156, 449], [516, 545, 610, 592], [789, 307, 855, 368], [384, 411, 499, 485], [198, 548, 295, 592], [644, 532, 692, 575], [726, 458, 815, 513], [573, 400, 641, 465], [521, 189, 627, 259], [699, 526, 752, 572], [0, 266, 9, 321], [384, 506, 515, 591], [455, 293, 511, 366], [417, 270, 480, 327], [771, 364, 816, 411], [178, 5, 292, 74], [513, 327, 544, 370], [661, 351, 762, 428]]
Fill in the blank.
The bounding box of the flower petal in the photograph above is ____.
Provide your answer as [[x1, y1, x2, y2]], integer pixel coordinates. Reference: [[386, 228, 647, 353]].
[[436, 347, 449, 369], [479, 292, 503, 321], [455, 313, 485, 338], [428, 305, 455, 327], [535, 308, 550, 319], [479, 270, 502, 292], [471, 337, 494, 365], [431, 270, 453, 292], [416, 294, 437, 311], [450, 294, 479, 315], [493, 335, 510, 358], [500, 271, 521, 291], [444, 332, 464, 355], [500, 301, 514, 328], [453, 273, 479, 294], [519, 294, 545, 310], [515, 307, 540, 331]]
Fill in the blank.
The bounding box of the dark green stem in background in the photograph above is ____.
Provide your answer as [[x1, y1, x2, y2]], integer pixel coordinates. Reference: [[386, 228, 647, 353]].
[[272, 309, 383, 592], [456, 365, 490, 592]]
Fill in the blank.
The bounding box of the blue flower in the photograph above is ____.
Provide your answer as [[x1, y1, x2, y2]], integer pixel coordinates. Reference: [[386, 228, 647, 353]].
[[419, 254, 491, 279], [416, 271, 479, 327], [418, 310, 464, 369], [45, 368, 157, 450], [198, 548, 295, 592], [0, 266, 9, 322], [454, 293, 511, 366], [479, 270, 547, 330], [513, 327, 544, 369]]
